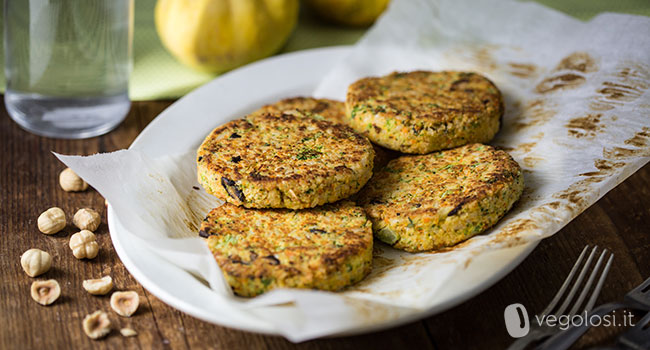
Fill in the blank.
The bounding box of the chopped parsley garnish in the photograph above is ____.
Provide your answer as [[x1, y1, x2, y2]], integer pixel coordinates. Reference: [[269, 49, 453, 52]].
[[407, 217, 415, 228], [374, 105, 387, 113], [296, 145, 322, 160], [223, 234, 238, 245], [301, 132, 323, 143], [350, 105, 363, 119]]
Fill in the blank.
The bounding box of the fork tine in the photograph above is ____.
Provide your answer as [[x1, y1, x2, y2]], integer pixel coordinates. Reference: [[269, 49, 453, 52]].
[[584, 253, 614, 313], [539, 245, 590, 316], [568, 249, 608, 316], [554, 246, 599, 317]]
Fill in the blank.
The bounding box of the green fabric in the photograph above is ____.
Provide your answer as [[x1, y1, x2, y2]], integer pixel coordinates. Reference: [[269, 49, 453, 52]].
[[1, 0, 648, 101]]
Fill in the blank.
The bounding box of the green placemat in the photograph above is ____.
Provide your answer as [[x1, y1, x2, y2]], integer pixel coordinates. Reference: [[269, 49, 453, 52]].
[[1, 0, 648, 101]]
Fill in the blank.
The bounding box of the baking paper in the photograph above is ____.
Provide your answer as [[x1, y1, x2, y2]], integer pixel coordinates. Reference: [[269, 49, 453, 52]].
[[57, 0, 650, 342]]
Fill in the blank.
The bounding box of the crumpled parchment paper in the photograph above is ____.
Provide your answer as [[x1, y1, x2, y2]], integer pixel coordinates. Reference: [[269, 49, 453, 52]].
[[57, 0, 649, 342]]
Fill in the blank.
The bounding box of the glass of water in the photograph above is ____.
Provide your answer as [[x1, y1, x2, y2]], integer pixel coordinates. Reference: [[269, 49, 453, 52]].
[[4, 0, 133, 139]]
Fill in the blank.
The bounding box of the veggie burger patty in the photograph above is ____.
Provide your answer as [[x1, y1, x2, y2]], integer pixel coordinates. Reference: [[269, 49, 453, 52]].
[[250, 96, 398, 171], [200, 201, 373, 297], [197, 112, 374, 209], [346, 71, 503, 154], [357, 144, 523, 252]]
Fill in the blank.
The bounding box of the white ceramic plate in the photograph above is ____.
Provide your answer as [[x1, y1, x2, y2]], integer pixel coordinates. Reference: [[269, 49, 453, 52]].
[[107, 46, 538, 337]]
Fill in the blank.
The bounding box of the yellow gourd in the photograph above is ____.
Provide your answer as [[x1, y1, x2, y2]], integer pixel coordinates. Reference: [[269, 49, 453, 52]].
[[155, 0, 299, 73], [305, 0, 390, 27]]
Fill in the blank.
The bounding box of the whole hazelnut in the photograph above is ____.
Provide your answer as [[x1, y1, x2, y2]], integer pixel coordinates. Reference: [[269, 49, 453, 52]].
[[73, 208, 101, 232], [20, 249, 52, 277], [69, 230, 99, 259], [59, 168, 88, 192], [37, 207, 66, 235]]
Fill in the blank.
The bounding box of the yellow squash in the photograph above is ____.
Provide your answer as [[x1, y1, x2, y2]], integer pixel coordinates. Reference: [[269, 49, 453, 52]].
[[155, 0, 299, 73], [305, 0, 390, 27]]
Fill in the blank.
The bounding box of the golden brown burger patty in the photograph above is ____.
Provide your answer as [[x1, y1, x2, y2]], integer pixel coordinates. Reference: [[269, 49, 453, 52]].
[[346, 71, 503, 154], [251, 96, 399, 172], [200, 201, 373, 297], [357, 144, 523, 252], [197, 113, 374, 209]]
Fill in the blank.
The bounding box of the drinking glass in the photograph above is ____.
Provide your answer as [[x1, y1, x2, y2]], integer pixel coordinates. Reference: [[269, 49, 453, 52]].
[[4, 0, 134, 139]]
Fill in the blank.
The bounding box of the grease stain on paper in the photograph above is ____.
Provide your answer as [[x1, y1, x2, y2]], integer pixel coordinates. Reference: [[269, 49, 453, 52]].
[[490, 218, 538, 247], [554, 52, 598, 73], [523, 156, 544, 167], [511, 99, 556, 131], [535, 52, 598, 94], [566, 113, 603, 139], [624, 127, 650, 148], [579, 159, 626, 177], [536, 73, 585, 93], [604, 144, 650, 159], [508, 62, 538, 79], [590, 62, 650, 111]]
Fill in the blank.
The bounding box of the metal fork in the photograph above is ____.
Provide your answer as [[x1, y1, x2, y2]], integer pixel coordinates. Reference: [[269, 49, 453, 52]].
[[507, 245, 614, 350], [540, 276, 650, 350], [618, 311, 650, 350]]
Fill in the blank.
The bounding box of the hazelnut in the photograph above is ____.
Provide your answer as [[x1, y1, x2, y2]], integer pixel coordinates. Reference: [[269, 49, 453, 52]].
[[69, 230, 99, 259], [110, 291, 139, 317], [37, 207, 66, 235], [82, 311, 111, 339], [83, 276, 113, 295], [73, 208, 101, 232], [20, 249, 52, 277], [59, 168, 88, 192], [30, 279, 61, 305], [120, 328, 137, 337]]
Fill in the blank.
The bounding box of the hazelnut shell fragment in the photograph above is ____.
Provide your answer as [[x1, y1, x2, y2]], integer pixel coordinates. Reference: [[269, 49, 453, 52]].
[[30, 279, 61, 306], [120, 328, 138, 337], [82, 311, 111, 339], [110, 291, 139, 317], [83, 276, 113, 295]]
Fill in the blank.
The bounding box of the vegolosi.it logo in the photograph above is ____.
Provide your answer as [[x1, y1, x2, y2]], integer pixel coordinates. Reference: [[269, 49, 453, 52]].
[[504, 303, 530, 338], [504, 303, 635, 338]]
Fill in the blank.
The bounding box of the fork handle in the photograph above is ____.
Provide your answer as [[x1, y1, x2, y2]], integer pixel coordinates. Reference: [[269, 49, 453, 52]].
[[536, 302, 628, 350], [507, 328, 554, 350]]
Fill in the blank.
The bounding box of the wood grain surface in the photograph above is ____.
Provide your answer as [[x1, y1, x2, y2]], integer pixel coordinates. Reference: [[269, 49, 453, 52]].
[[1, 101, 648, 350]]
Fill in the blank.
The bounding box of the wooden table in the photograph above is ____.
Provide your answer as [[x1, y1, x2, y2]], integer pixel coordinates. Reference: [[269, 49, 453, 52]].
[[1, 101, 648, 349]]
